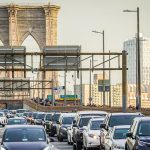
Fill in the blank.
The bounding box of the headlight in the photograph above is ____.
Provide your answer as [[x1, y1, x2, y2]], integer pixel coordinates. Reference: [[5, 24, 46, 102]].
[[43, 146, 50, 150], [44, 144, 55, 150], [1, 147, 6, 150], [113, 144, 124, 149], [88, 134, 97, 139]]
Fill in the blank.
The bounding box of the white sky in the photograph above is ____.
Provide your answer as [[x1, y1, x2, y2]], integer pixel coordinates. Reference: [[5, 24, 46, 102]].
[[0, 0, 150, 89]]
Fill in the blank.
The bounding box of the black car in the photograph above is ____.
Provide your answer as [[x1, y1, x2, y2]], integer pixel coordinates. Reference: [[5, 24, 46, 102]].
[[34, 112, 46, 125], [1, 125, 53, 150], [126, 117, 150, 150], [57, 115, 75, 141], [73, 116, 95, 150], [49, 113, 61, 136]]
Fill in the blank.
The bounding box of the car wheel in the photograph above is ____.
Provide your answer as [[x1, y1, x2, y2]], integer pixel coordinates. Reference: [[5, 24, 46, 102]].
[[76, 142, 82, 150], [73, 143, 76, 150]]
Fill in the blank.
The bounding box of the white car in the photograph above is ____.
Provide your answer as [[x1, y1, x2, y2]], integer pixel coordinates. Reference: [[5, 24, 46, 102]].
[[83, 117, 104, 149], [104, 125, 130, 150], [0, 112, 7, 126]]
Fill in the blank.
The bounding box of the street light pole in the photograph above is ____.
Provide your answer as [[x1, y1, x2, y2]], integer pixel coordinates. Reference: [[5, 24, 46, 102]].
[[92, 30, 105, 106], [123, 7, 141, 110], [137, 7, 141, 109], [89, 59, 92, 105]]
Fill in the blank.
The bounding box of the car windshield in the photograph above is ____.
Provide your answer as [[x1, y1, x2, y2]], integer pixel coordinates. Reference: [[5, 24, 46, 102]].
[[33, 113, 37, 119], [113, 128, 129, 139], [4, 128, 46, 142], [79, 117, 92, 127], [28, 112, 33, 117], [7, 119, 27, 125], [138, 121, 150, 136], [52, 114, 60, 122], [62, 117, 74, 124], [90, 120, 104, 130], [108, 115, 141, 127], [45, 114, 52, 121], [36, 114, 45, 119]]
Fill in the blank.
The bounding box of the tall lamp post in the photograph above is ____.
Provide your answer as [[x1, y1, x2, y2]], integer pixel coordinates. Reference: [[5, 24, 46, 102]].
[[89, 59, 92, 105], [92, 30, 105, 106], [123, 7, 141, 110]]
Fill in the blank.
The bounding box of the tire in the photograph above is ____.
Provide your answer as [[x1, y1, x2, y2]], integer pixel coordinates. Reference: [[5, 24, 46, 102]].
[[73, 144, 76, 150], [76, 142, 82, 150]]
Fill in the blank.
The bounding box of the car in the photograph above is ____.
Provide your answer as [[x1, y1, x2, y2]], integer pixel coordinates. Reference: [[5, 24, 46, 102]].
[[74, 111, 107, 124], [1, 125, 53, 150], [83, 117, 104, 150], [100, 112, 144, 149], [73, 115, 100, 150], [49, 112, 61, 136], [16, 109, 28, 117], [0, 112, 7, 127], [34, 112, 46, 125], [43, 112, 53, 132], [7, 117, 27, 125], [104, 125, 130, 150], [57, 113, 75, 142], [30, 112, 38, 124], [125, 117, 150, 150]]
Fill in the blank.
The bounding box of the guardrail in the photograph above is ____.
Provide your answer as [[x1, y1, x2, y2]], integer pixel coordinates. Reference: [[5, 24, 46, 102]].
[[23, 99, 150, 115]]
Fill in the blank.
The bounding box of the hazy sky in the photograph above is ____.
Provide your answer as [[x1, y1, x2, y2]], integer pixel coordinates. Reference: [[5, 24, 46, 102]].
[[1, 0, 150, 51], [0, 0, 150, 88]]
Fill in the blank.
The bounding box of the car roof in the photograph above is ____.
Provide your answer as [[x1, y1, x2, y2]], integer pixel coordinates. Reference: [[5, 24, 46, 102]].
[[109, 112, 143, 116], [113, 125, 130, 129], [77, 111, 107, 115], [133, 116, 150, 122], [8, 117, 25, 120], [5, 125, 44, 129], [90, 117, 105, 121]]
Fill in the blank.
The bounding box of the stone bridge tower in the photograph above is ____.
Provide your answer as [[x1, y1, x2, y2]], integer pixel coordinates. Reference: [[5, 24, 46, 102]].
[[0, 3, 60, 99]]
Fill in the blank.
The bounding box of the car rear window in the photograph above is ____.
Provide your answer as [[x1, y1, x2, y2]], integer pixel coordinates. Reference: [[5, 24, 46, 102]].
[[4, 128, 46, 142]]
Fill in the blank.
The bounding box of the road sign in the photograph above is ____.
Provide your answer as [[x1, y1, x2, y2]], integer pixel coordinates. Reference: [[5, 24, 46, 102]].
[[53, 86, 65, 90], [60, 95, 78, 100], [47, 95, 53, 101], [98, 79, 110, 92]]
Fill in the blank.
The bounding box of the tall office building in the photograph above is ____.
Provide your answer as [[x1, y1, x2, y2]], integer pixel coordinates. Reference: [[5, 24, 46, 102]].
[[124, 33, 150, 85]]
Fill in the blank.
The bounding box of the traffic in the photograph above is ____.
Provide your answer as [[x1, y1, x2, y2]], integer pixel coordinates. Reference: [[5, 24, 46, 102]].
[[0, 109, 149, 150]]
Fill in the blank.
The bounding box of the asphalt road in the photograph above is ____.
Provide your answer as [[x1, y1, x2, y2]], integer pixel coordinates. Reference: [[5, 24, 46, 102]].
[[50, 136, 73, 150]]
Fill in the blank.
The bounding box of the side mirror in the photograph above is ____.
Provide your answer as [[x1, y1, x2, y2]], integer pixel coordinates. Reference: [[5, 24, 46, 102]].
[[126, 132, 133, 138], [73, 120, 76, 124], [73, 123, 77, 127], [100, 123, 106, 129]]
